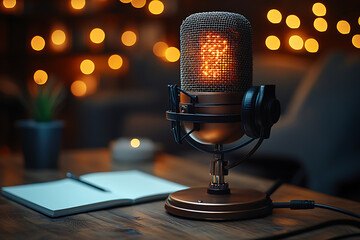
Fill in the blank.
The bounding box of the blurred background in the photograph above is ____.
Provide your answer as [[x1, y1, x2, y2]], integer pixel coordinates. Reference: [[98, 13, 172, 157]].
[[0, 0, 360, 200]]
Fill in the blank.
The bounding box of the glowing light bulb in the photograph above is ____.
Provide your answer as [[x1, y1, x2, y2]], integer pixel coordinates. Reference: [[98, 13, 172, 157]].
[[71, 80, 87, 97], [286, 15, 300, 29], [90, 28, 105, 44], [33, 70, 48, 85], [153, 41, 168, 57], [80, 59, 95, 75], [71, 0, 85, 10], [352, 34, 360, 48], [31, 36, 45, 51], [165, 47, 180, 62], [120, 0, 131, 3], [313, 17, 328, 32], [108, 54, 123, 70], [267, 9, 282, 24], [265, 35, 280, 50], [51, 30, 66, 45], [121, 31, 137, 46], [312, 2, 326, 16], [130, 138, 141, 148], [305, 38, 319, 53], [3, 0, 16, 8], [337, 20, 351, 34], [289, 35, 303, 50], [148, 0, 164, 15], [131, 0, 146, 8]]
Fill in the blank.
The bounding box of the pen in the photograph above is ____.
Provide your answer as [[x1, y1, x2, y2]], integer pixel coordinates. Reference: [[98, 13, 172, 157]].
[[66, 172, 109, 192]]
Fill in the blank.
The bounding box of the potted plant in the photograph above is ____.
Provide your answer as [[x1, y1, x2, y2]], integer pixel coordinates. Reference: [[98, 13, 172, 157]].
[[18, 79, 65, 169]]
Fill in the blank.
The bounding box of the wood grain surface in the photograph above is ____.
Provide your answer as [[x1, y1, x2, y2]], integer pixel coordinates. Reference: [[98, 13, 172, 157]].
[[0, 149, 359, 240]]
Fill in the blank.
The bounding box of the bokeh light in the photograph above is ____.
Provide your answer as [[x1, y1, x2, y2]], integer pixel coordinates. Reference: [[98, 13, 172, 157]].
[[358, 17, 360, 26], [71, 0, 85, 10], [108, 54, 123, 70], [153, 41, 168, 57], [165, 47, 180, 62], [131, 0, 146, 8], [121, 31, 137, 46], [3, 0, 16, 8], [71, 80, 87, 97], [265, 35, 280, 50], [352, 34, 360, 48], [120, 0, 131, 3], [312, 2, 326, 16], [337, 20, 351, 34], [148, 0, 164, 15], [313, 17, 328, 32], [289, 35, 303, 50], [130, 138, 141, 148], [33, 70, 48, 85], [90, 28, 105, 44], [51, 30, 66, 45], [80, 59, 95, 75], [267, 9, 282, 24], [31, 36, 45, 51], [305, 38, 319, 53], [286, 15, 300, 29]]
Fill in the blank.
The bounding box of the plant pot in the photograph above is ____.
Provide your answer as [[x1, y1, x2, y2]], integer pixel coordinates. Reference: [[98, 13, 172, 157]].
[[17, 120, 64, 169]]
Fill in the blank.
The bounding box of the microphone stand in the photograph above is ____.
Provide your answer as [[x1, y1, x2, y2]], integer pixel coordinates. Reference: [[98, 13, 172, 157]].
[[208, 144, 230, 194]]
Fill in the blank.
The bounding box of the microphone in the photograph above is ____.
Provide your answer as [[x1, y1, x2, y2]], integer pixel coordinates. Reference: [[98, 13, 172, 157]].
[[165, 12, 280, 221]]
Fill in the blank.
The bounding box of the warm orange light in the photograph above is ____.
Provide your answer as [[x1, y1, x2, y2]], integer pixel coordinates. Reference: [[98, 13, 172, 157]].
[[312, 2, 326, 16], [130, 138, 141, 148], [148, 0, 164, 15], [305, 38, 319, 53], [165, 47, 180, 62], [120, 0, 131, 3], [131, 0, 146, 8], [51, 30, 66, 45], [153, 41, 168, 57], [71, 0, 85, 10], [313, 17, 328, 32], [80, 59, 95, 75], [352, 34, 360, 48], [121, 31, 137, 46], [267, 9, 282, 24], [71, 80, 87, 97], [31, 36, 45, 51], [90, 28, 105, 44], [265, 35, 280, 50], [358, 17, 360, 26], [289, 35, 303, 50], [286, 15, 300, 29], [337, 20, 351, 34], [3, 0, 16, 8], [199, 35, 229, 78], [33, 70, 48, 85], [108, 54, 123, 70]]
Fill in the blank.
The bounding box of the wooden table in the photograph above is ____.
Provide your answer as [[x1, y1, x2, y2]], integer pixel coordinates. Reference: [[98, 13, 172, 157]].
[[0, 149, 359, 239]]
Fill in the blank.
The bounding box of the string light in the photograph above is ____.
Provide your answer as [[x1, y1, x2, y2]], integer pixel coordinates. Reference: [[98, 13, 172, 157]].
[[31, 36, 45, 51], [131, 0, 146, 8], [336, 20, 351, 34], [121, 31, 137, 46], [33, 70, 48, 85], [71, 0, 86, 10], [80, 59, 95, 75], [71, 80, 87, 97], [286, 15, 300, 29], [165, 47, 180, 62], [130, 138, 141, 148], [3, 0, 16, 8], [51, 30, 66, 45], [305, 38, 319, 53], [148, 0, 164, 15], [312, 2, 326, 16], [108, 54, 123, 70], [352, 34, 360, 48], [265, 35, 280, 50], [153, 41, 168, 57], [267, 9, 282, 24], [289, 35, 303, 50], [90, 28, 105, 44], [313, 17, 328, 32]]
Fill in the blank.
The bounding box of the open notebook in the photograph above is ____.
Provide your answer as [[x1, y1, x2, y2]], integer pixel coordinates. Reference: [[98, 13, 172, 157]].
[[1, 170, 187, 217]]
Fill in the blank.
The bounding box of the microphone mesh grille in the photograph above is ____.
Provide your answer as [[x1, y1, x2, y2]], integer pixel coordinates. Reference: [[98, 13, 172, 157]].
[[180, 12, 252, 93]]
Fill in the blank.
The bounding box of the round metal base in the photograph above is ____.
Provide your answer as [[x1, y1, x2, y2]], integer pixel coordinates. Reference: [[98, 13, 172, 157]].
[[165, 187, 272, 221]]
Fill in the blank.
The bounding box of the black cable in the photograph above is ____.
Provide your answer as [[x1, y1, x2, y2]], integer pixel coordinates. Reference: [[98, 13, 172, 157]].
[[315, 204, 360, 219], [254, 219, 360, 240], [327, 232, 360, 240]]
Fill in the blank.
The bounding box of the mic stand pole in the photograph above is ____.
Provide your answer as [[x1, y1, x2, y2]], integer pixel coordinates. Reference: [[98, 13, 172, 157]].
[[208, 144, 230, 194]]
